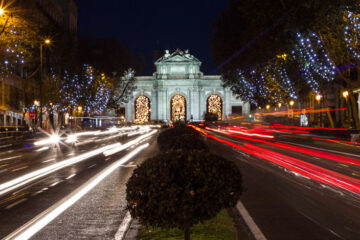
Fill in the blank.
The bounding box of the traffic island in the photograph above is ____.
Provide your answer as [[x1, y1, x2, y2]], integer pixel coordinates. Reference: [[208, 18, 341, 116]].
[[136, 209, 239, 240]]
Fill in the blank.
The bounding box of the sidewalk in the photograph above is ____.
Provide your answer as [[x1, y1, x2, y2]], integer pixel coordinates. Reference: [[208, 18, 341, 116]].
[[30, 137, 159, 239]]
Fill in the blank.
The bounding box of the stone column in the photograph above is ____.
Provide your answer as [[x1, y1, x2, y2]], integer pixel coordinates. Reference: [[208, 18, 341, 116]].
[[191, 87, 200, 120], [165, 88, 169, 121], [224, 90, 231, 119], [150, 92, 156, 121], [125, 99, 133, 122], [358, 93, 360, 121], [157, 89, 164, 120], [199, 88, 205, 120], [187, 88, 192, 121], [243, 102, 251, 115]]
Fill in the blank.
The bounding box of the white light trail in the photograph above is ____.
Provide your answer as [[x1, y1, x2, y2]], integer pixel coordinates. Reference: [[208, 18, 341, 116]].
[[4, 143, 149, 240], [34, 135, 60, 146], [0, 143, 120, 196], [104, 130, 157, 157], [35, 147, 49, 152], [0, 130, 157, 197], [65, 135, 77, 143], [0, 155, 22, 162]]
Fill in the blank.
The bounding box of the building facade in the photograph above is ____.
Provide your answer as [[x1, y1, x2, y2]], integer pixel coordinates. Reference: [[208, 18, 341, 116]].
[[125, 49, 250, 123], [0, 0, 78, 128]]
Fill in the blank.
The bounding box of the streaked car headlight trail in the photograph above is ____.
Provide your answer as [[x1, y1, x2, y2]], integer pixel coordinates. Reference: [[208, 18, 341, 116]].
[[4, 143, 150, 240]]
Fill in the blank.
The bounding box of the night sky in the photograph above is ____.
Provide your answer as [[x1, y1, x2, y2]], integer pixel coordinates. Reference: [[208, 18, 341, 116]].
[[76, 0, 230, 75]]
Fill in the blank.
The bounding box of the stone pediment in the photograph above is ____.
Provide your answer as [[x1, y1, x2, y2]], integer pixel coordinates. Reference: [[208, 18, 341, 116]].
[[154, 49, 203, 78], [155, 49, 200, 64]]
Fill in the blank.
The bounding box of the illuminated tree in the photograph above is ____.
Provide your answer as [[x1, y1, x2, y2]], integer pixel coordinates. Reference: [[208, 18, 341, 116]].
[[344, 10, 360, 60], [224, 60, 298, 107], [108, 68, 137, 109], [291, 32, 336, 94]]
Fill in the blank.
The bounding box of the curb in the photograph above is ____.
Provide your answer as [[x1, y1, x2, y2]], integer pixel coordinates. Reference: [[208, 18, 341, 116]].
[[114, 211, 133, 240], [236, 201, 267, 240]]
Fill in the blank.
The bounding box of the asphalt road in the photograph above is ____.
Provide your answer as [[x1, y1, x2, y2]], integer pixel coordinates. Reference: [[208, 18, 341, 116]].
[[1, 125, 360, 239], [0, 126, 159, 239], [200, 126, 360, 240]]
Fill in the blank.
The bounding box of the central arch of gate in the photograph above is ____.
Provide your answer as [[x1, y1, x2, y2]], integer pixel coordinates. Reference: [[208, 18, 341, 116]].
[[170, 94, 186, 122]]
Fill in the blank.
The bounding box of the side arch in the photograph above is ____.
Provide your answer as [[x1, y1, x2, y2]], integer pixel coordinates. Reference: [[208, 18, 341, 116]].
[[207, 94, 223, 120], [134, 95, 150, 123]]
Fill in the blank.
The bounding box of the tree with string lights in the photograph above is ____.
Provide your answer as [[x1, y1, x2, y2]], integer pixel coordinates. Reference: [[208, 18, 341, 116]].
[[107, 68, 137, 109]]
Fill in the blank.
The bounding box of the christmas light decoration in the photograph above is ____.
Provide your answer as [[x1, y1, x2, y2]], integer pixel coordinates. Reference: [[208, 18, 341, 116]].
[[207, 94, 222, 120], [344, 10, 360, 60], [134, 95, 150, 123], [171, 95, 186, 121], [292, 32, 336, 94]]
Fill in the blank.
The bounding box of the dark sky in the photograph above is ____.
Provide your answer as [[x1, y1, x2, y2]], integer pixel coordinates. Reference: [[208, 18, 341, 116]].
[[76, 0, 230, 75]]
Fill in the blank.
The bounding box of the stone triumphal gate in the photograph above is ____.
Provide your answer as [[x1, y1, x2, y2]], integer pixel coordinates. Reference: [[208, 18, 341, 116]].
[[125, 49, 250, 123]]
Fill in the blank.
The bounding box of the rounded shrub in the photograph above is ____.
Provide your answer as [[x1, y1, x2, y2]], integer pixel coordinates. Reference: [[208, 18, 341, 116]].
[[126, 150, 242, 238], [157, 125, 207, 151]]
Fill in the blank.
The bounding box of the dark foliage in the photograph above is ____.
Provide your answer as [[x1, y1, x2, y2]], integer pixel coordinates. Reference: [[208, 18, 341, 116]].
[[78, 36, 138, 76], [157, 125, 208, 151], [212, 0, 360, 71], [204, 112, 219, 122], [126, 150, 243, 231]]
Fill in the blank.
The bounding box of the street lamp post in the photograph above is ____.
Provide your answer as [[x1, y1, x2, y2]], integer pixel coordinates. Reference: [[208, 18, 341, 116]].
[[39, 39, 51, 129], [342, 90, 351, 127], [289, 100, 295, 125], [34, 100, 39, 128], [315, 94, 322, 127]]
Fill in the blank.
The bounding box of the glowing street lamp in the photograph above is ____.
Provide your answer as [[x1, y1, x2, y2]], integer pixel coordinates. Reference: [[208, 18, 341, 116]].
[[38, 38, 52, 128], [34, 100, 39, 106], [266, 105, 270, 110], [315, 94, 322, 103], [278, 103, 282, 108], [343, 90, 349, 99], [289, 100, 295, 107], [77, 106, 83, 112], [0, 8, 4, 16]]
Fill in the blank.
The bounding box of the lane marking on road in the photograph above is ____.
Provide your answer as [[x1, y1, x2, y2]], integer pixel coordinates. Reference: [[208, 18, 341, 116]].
[[0, 155, 22, 162], [42, 158, 56, 163], [11, 166, 28, 172], [5, 198, 27, 209], [88, 164, 96, 169], [0, 144, 12, 149], [114, 211, 132, 240], [236, 201, 267, 240], [35, 147, 49, 152], [65, 174, 76, 180], [3, 143, 150, 240], [279, 141, 360, 158]]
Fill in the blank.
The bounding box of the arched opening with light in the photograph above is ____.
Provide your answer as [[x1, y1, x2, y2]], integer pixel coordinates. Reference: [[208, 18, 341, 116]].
[[171, 95, 186, 122], [207, 94, 223, 120], [134, 95, 150, 123]]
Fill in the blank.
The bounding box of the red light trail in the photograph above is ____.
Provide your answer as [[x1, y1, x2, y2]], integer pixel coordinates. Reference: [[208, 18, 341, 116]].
[[188, 125, 360, 195]]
